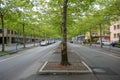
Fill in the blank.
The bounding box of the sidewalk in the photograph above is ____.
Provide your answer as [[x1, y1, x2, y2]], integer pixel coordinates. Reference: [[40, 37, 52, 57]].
[[0, 43, 39, 56]]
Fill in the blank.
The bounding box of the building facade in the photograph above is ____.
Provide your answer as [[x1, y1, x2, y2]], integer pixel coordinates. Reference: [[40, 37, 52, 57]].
[[0, 28, 39, 44], [85, 27, 110, 42], [110, 21, 120, 42]]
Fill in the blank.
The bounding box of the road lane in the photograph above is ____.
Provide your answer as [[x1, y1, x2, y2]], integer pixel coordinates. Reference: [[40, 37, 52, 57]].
[[69, 43, 120, 80], [1, 42, 119, 80], [0, 42, 59, 80]]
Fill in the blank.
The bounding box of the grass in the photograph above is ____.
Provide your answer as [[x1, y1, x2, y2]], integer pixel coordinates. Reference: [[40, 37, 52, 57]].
[[116, 42, 120, 48], [0, 51, 12, 55], [117, 42, 120, 45]]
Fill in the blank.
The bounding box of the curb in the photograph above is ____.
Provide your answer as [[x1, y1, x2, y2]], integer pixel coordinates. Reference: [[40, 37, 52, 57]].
[[0, 54, 5, 57], [38, 61, 93, 75], [0, 45, 39, 57]]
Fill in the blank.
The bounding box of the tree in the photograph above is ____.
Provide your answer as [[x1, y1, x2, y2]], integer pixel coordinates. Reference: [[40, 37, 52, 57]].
[[61, 0, 70, 66], [0, 0, 14, 51]]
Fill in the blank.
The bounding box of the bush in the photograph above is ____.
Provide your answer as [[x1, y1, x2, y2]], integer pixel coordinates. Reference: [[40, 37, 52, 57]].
[[0, 51, 12, 55], [117, 42, 120, 45]]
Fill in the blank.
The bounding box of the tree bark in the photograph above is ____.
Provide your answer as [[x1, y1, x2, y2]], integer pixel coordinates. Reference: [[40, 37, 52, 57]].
[[33, 29, 35, 47], [23, 23, 26, 48], [1, 15, 5, 51], [89, 27, 92, 46], [61, 0, 70, 66], [100, 24, 103, 48]]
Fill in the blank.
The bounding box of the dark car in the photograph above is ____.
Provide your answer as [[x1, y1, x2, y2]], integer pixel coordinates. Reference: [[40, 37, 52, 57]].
[[111, 41, 119, 47], [70, 41, 73, 43]]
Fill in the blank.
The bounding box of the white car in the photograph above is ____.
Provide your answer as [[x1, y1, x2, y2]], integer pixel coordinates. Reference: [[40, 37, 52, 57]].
[[40, 41, 47, 46], [97, 40, 111, 46], [102, 41, 111, 46]]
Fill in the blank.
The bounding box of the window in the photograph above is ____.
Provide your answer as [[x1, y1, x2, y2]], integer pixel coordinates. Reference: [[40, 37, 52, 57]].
[[117, 33, 120, 38], [7, 30, 10, 34], [114, 25, 116, 30], [11, 30, 14, 34], [114, 34, 116, 38], [117, 25, 120, 29], [15, 31, 17, 35]]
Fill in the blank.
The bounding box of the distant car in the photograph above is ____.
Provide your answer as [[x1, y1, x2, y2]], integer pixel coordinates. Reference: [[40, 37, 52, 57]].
[[96, 41, 100, 44], [102, 41, 111, 46], [96, 40, 111, 46], [70, 41, 73, 43], [40, 41, 47, 46], [111, 41, 119, 47], [16, 40, 24, 44]]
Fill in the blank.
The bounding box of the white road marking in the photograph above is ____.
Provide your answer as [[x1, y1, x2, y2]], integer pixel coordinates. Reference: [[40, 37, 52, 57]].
[[93, 49, 120, 59], [82, 46, 120, 59], [0, 54, 23, 63], [39, 61, 48, 72], [82, 61, 93, 72], [0, 43, 59, 63]]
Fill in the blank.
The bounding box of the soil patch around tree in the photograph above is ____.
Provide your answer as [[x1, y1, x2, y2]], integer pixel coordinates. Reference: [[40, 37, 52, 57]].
[[39, 61, 92, 75]]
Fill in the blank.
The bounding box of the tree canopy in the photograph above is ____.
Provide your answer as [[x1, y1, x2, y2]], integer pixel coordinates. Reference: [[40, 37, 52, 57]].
[[0, 0, 119, 39]]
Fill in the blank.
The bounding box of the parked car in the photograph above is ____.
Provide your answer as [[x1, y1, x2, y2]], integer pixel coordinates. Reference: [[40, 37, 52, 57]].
[[40, 41, 48, 46], [111, 41, 119, 47], [96, 40, 111, 46], [102, 41, 111, 46], [16, 40, 24, 44], [70, 40, 73, 43], [96, 41, 100, 44]]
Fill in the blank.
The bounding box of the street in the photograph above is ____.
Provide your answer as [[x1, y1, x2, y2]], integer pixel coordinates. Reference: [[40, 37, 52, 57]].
[[70, 43, 120, 80], [0, 42, 120, 80], [0, 42, 59, 80]]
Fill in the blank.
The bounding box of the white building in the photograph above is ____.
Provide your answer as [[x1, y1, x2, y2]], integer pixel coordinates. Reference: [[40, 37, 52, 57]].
[[110, 21, 120, 42]]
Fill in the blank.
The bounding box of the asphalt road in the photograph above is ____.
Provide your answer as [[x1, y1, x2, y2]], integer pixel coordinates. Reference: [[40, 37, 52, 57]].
[[0, 42, 59, 80], [0, 42, 120, 80], [70, 43, 120, 80]]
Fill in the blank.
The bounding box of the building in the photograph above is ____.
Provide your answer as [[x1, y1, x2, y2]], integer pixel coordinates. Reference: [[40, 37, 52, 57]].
[[110, 21, 120, 42], [0, 28, 39, 44], [85, 27, 110, 42]]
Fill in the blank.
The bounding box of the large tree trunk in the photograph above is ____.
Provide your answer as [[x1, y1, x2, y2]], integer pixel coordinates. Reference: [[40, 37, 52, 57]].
[[61, 0, 70, 66], [89, 27, 92, 46], [23, 23, 26, 48], [100, 24, 103, 48], [1, 15, 5, 52]]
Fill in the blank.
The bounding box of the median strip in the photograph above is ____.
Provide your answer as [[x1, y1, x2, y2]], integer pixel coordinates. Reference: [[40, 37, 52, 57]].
[[39, 61, 92, 75]]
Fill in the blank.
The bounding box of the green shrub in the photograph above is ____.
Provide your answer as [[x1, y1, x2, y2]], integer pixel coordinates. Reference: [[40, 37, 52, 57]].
[[117, 42, 120, 45], [0, 51, 12, 55]]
